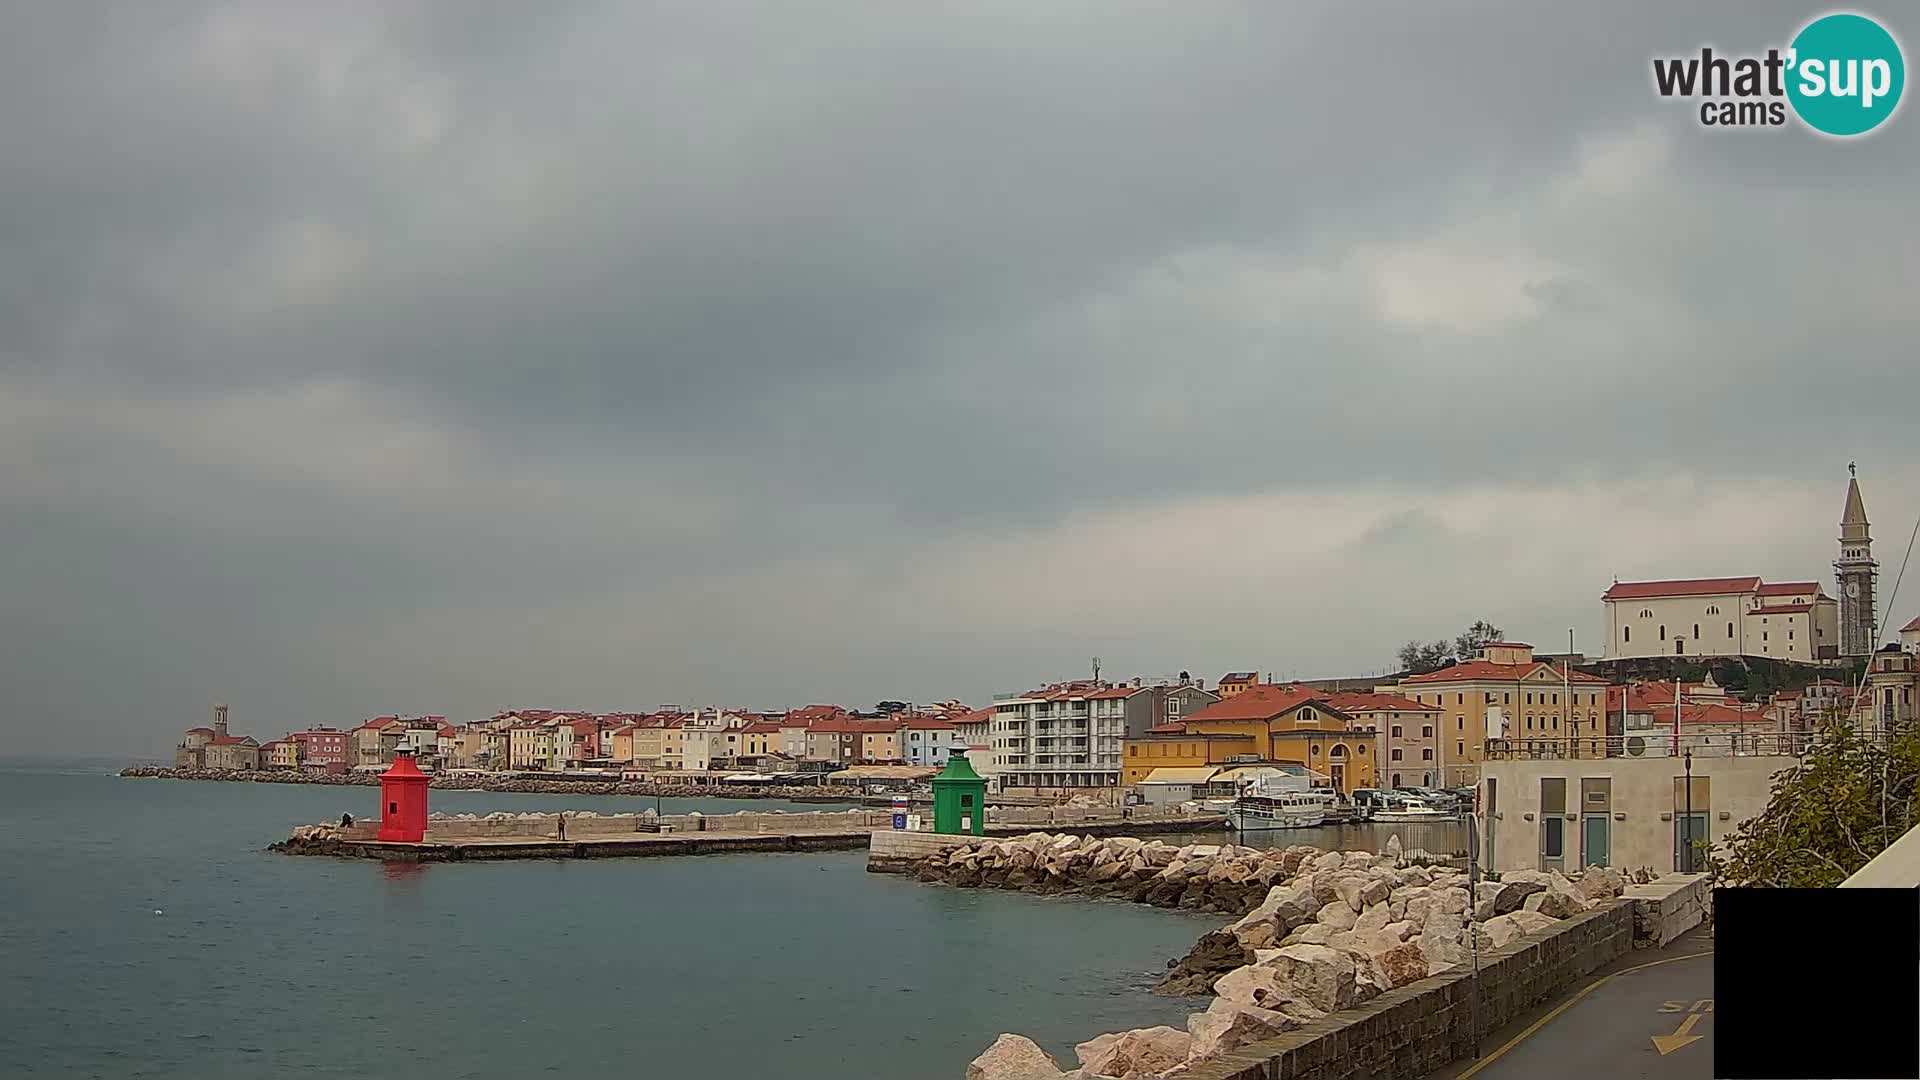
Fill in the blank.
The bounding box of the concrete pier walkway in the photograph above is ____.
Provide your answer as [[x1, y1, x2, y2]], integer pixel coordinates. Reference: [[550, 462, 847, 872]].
[[278, 814, 1228, 862]]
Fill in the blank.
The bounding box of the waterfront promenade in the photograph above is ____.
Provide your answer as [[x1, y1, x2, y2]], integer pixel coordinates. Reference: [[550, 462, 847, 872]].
[[1433, 926, 1714, 1080]]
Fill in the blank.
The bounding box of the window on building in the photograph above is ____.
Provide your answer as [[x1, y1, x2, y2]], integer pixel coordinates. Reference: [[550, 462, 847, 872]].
[[1624, 627, 1631, 643], [1763, 631, 1769, 642], [1526, 717, 1534, 730], [1504, 693, 1511, 704], [1422, 749, 1434, 760], [1457, 717, 1464, 730], [1789, 629, 1794, 640], [1526, 693, 1533, 705], [1707, 605, 1719, 615], [1391, 725, 1402, 737], [1693, 623, 1700, 639], [1357, 744, 1367, 755], [1728, 622, 1735, 638], [1391, 749, 1402, 761], [1422, 725, 1434, 738], [1659, 625, 1667, 641], [1457, 741, 1465, 756], [1641, 609, 1653, 618]]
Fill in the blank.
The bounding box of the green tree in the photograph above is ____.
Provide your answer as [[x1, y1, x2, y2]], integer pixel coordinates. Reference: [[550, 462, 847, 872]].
[[1397, 639, 1454, 675], [1453, 620, 1506, 661], [1714, 721, 1920, 887]]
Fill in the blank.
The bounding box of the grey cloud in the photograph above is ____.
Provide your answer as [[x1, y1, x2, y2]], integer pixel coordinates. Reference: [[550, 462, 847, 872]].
[[3, 1, 1916, 753]]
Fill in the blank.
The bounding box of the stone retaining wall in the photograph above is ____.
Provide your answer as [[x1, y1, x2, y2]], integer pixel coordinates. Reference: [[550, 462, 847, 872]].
[[1623, 873, 1713, 948], [1179, 903, 1638, 1080]]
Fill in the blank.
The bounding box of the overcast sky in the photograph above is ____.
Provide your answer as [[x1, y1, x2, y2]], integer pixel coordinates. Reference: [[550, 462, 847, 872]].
[[4, 2, 1917, 756]]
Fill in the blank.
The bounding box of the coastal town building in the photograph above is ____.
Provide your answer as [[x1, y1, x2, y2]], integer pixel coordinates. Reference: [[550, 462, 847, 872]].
[[1381, 642, 1609, 784], [1124, 685, 1378, 793], [990, 678, 1219, 793], [290, 729, 349, 769], [1479, 745, 1794, 874], [1321, 691, 1444, 789], [899, 716, 966, 766], [1215, 672, 1259, 699], [1857, 644, 1919, 734], [1601, 576, 1838, 662], [1901, 614, 1920, 655], [261, 739, 299, 769]]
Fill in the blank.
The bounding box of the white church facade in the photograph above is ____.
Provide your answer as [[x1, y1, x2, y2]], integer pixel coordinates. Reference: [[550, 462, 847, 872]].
[[1601, 469, 1874, 664]]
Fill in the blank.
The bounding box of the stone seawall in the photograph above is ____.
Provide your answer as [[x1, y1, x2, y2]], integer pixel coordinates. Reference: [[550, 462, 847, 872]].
[[1179, 902, 1639, 1080], [949, 837, 1704, 1079]]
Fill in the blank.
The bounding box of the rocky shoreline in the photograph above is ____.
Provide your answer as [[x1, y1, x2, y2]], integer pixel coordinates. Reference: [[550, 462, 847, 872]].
[[921, 833, 1648, 1079], [117, 765, 851, 802]]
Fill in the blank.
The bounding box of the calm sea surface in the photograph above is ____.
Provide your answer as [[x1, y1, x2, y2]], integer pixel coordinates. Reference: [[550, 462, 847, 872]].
[[0, 764, 1222, 1079]]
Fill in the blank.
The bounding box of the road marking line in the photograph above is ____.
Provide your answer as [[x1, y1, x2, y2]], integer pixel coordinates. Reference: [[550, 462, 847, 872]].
[[1455, 949, 1714, 1080], [1652, 1012, 1706, 1055]]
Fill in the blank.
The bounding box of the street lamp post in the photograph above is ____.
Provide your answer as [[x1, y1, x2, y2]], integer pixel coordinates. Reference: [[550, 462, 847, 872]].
[[1682, 748, 1695, 873]]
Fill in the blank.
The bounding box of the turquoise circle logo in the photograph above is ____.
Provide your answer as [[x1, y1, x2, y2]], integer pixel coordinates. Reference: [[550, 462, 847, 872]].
[[1787, 13, 1905, 136]]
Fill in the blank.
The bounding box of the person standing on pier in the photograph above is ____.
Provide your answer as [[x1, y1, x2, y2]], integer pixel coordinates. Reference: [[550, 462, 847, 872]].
[[556, 812, 566, 841]]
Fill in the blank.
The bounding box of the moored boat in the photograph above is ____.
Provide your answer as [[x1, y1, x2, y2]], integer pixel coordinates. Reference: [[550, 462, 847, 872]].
[[1227, 786, 1333, 831], [1368, 796, 1453, 823]]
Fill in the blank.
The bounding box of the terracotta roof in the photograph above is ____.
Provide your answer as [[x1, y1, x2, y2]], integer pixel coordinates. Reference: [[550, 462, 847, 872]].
[[1756, 582, 1821, 597], [1903, 615, 1920, 633], [208, 734, 257, 746], [1602, 576, 1761, 601], [1401, 661, 1607, 685], [807, 717, 897, 735], [1482, 641, 1533, 649], [739, 722, 785, 735], [900, 716, 958, 730], [951, 707, 994, 725], [1680, 703, 1774, 726], [1182, 684, 1328, 722], [1085, 686, 1144, 700], [1322, 691, 1440, 714]]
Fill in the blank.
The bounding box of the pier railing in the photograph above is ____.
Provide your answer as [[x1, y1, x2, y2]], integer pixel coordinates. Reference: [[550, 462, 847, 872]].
[[1483, 731, 1824, 760]]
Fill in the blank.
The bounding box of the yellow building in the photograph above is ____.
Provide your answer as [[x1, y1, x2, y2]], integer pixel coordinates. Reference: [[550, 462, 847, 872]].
[[1123, 685, 1378, 792], [859, 727, 901, 764], [264, 739, 300, 769], [1382, 642, 1609, 783], [740, 722, 783, 757], [509, 725, 557, 770], [1122, 731, 1254, 785], [631, 725, 664, 769]]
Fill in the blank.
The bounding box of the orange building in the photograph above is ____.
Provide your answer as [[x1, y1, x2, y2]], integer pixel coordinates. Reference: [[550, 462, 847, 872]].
[[1123, 685, 1377, 792]]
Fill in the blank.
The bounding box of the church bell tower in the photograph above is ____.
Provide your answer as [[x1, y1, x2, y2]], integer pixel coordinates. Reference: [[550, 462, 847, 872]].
[[1836, 463, 1878, 657]]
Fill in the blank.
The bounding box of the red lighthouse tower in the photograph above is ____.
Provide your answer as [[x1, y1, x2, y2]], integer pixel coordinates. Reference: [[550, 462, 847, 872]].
[[375, 749, 430, 842]]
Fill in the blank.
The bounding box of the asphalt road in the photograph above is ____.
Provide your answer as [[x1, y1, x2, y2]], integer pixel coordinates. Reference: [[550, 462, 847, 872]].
[[1441, 928, 1716, 1080]]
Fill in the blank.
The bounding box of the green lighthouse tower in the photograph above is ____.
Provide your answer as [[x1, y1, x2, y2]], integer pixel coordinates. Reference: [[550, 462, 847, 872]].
[[930, 749, 987, 835]]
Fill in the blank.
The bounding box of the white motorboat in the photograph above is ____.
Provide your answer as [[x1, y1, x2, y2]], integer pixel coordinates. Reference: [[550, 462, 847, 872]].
[[1369, 797, 1454, 823], [1227, 787, 1333, 831]]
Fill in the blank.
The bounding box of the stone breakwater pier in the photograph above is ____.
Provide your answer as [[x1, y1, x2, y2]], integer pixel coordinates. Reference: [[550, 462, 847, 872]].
[[871, 831, 1710, 1080], [273, 809, 1228, 862]]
